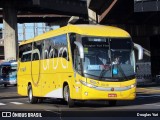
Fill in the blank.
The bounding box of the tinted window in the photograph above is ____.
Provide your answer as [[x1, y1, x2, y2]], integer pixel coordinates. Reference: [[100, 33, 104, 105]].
[[19, 43, 32, 62], [110, 38, 133, 49]]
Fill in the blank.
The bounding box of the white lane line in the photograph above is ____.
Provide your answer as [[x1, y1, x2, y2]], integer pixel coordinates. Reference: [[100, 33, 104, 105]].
[[137, 94, 160, 98], [10, 102, 24, 105], [0, 103, 6, 106]]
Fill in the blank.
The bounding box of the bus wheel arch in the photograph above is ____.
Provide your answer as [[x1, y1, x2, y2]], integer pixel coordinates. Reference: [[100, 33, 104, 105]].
[[63, 83, 75, 107], [28, 84, 38, 104]]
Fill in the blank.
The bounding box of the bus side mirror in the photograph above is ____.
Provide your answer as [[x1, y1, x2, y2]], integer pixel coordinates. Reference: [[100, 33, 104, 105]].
[[74, 41, 84, 59], [74, 41, 84, 76], [134, 43, 143, 60]]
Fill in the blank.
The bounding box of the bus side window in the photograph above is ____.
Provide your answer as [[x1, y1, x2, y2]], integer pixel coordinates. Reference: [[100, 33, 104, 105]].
[[62, 50, 67, 59], [74, 49, 81, 73], [33, 53, 39, 61], [21, 54, 26, 62], [69, 33, 76, 64]]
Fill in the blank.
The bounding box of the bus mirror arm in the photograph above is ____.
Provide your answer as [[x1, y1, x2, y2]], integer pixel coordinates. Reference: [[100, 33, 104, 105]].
[[74, 41, 84, 76], [134, 43, 143, 60], [74, 41, 84, 59]]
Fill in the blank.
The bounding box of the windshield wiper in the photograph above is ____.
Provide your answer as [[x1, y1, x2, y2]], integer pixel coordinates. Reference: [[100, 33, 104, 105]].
[[84, 73, 100, 78], [116, 64, 127, 80]]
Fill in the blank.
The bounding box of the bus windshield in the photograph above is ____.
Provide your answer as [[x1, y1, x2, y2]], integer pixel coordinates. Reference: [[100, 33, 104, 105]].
[[81, 37, 135, 81], [1, 65, 17, 77]]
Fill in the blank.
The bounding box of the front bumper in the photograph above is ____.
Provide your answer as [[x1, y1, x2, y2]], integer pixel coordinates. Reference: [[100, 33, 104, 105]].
[[79, 80, 136, 100]]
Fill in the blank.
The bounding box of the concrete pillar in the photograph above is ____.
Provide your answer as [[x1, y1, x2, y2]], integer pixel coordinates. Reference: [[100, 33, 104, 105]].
[[3, 5, 18, 61], [87, 0, 97, 24]]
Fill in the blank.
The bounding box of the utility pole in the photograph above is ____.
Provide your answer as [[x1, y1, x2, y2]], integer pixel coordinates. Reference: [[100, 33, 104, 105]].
[[43, 23, 46, 33], [23, 23, 26, 40], [36, 23, 38, 36]]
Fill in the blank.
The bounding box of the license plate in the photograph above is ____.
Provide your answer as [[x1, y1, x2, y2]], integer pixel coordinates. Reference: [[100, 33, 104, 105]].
[[108, 93, 117, 98]]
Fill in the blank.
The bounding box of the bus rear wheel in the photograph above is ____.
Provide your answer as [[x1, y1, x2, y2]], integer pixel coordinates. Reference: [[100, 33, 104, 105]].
[[28, 85, 38, 104], [63, 85, 75, 107]]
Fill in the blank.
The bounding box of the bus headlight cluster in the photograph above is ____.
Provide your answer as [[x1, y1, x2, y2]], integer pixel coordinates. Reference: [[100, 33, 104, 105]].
[[130, 84, 136, 88], [80, 80, 97, 88]]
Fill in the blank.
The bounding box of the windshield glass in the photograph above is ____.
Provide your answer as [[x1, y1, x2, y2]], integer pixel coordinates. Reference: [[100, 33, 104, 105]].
[[82, 37, 135, 81], [111, 50, 135, 79], [1, 65, 17, 77]]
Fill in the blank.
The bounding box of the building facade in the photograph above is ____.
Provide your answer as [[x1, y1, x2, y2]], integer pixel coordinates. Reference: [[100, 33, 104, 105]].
[[0, 28, 4, 60]]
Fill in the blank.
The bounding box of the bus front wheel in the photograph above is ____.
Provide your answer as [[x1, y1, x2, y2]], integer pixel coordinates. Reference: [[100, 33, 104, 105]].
[[63, 85, 75, 107], [28, 85, 38, 104]]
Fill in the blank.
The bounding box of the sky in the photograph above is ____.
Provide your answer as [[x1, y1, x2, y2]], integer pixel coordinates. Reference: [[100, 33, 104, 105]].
[[0, 23, 59, 41]]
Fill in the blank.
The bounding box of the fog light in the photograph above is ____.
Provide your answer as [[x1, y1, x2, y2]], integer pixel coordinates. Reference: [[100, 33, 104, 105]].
[[84, 92, 88, 96]]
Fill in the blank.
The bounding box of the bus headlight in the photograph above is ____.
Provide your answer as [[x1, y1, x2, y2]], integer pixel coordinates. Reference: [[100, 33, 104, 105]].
[[130, 84, 136, 88], [80, 80, 97, 88]]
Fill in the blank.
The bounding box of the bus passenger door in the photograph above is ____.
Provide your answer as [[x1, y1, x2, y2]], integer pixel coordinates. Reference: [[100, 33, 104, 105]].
[[31, 48, 41, 97], [18, 52, 32, 96], [72, 49, 82, 99]]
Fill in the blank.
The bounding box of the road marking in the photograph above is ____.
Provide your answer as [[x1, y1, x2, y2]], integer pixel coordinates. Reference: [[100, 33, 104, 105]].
[[0, 103, 6, 106], [137, 94, 160, 98], [10, 102, 24, 105], [45, 109, 52, 112]]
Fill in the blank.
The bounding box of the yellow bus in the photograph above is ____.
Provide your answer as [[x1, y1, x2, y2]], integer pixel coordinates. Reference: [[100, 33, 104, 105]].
[[18, 24, 143, 107]]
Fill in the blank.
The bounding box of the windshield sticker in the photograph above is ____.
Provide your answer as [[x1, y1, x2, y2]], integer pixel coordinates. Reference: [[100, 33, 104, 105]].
[[113, 68, 118, 75], [88, 65, 100, 70], [84, 48, 88, 53]]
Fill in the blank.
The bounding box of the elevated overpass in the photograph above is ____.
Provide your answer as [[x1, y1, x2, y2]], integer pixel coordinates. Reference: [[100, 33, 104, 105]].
[[0, 0, 88, 24]]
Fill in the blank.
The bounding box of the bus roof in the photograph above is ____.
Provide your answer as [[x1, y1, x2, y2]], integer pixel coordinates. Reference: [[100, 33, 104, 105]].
[[19, 24, 130, 45]]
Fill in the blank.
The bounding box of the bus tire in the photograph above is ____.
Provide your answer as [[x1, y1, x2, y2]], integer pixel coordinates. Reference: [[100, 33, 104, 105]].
[[38, 98, 44, 103], [28, 85, 38, 104], [59, 99, 67, 105], [4, 84, 7, 87], [64, 85, 75, 107], [108, 100, 117, 106]]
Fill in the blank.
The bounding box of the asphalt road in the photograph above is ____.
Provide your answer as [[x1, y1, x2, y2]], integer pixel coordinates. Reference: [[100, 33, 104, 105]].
[[0, 85, 160, 118]]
